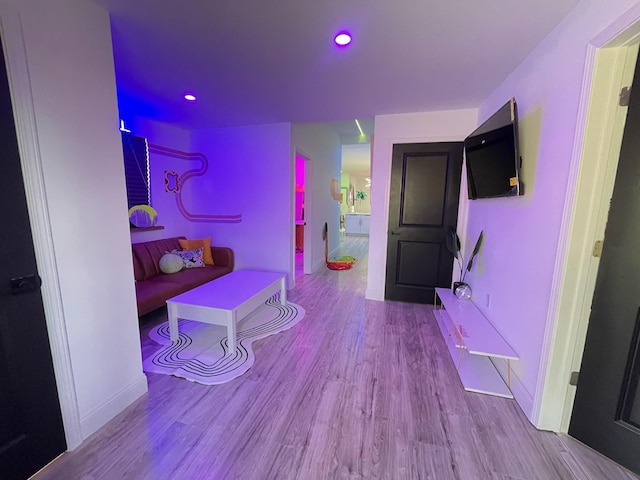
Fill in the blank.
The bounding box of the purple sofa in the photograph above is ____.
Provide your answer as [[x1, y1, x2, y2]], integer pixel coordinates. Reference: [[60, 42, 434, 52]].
[[132, 236, 234, 316]]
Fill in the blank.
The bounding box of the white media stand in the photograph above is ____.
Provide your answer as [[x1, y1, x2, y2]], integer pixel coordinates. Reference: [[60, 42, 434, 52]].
[[433, 287, 518, 398]]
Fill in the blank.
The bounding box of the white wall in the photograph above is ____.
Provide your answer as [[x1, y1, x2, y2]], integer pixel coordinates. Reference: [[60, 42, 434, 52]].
[[292, 123, 343, 272], [464, 0, 640, 426], [366, 109, 479, 301], [190, 123, 293, 281], [2, 0, 147, 440]]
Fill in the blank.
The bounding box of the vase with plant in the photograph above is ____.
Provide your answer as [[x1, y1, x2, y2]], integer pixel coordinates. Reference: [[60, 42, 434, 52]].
[[446, 228, 484, 299], [355, 190, 367, 212]]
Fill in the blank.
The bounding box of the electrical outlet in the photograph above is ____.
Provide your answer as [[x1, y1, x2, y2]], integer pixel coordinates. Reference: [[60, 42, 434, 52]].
[[486, 294, 491, 309]]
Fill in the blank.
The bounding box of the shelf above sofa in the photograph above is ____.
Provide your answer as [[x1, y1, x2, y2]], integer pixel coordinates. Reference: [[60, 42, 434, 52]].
[[130, 225, 164, 232]]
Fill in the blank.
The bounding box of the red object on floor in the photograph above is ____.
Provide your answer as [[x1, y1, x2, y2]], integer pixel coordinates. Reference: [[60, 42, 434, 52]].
[[327, 261, 353, 270], [323, 222, 355, 271]]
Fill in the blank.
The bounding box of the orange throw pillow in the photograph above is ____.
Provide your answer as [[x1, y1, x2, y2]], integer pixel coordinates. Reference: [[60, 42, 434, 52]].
[[179, 237, 214, 265]]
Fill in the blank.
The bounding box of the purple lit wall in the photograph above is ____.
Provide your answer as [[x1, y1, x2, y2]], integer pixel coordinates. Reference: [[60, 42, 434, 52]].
[[190, 123, 293, 282], [126, 118, 294, 284]]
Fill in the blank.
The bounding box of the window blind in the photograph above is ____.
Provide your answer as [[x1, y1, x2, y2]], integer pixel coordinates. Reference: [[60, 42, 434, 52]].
[[122, 132, 150, 209]]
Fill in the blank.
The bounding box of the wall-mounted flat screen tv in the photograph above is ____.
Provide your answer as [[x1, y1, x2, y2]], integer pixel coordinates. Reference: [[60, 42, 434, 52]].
[[464, 98, 523, 199]]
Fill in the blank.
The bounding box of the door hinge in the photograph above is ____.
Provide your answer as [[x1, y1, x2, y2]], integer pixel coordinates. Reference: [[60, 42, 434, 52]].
[[592, 240, 604, 258], [620, 86, 631, 107], [569, 371, 580, 387]]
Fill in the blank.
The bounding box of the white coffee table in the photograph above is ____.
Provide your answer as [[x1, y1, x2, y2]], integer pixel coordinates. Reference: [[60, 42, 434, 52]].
[[166, 270, 286, 354]]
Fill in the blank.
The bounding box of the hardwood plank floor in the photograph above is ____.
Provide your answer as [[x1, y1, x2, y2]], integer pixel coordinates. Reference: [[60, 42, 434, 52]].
[[34, 236, 638, 480]]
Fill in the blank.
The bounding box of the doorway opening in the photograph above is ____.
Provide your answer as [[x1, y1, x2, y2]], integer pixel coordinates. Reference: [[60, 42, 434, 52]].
[[340, 144, 371, 235], [541, 44, 640, 432], [566, 46, 640, 474], [295, 154, 306, 278], [293, 152, 313, 278]]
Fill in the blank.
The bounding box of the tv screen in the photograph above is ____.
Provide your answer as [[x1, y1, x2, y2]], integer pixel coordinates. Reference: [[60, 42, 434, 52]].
[[464, 98, 522, 199]]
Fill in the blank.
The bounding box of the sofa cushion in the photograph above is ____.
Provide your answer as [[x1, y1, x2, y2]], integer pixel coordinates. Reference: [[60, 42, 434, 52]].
[[172, 247, 205, 268], [159, 253, 185, 274], [132, 237, 183, 281], [135, 279, 185, 316], [211, 246, 234, 268], [151, 265, 232, 290], [179, 237, 214, 265], [132, 251, 145, 282]]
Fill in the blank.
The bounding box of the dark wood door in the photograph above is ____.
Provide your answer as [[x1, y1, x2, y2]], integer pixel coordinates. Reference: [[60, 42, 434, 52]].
[[0, 40, 66, 479], [568, 54, 640, 476], [385, 142, 463, 303]]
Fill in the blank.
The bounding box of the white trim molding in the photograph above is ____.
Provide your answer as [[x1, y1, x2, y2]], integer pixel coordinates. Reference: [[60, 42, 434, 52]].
[[80, 375, 148, 439], [0, 7, 82, 448], [535, 22, 640, 431]]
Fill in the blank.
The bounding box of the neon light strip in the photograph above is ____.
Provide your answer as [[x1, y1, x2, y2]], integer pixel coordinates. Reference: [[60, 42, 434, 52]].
[[354, 119, 364, 136], [148, 144, 242, 223]]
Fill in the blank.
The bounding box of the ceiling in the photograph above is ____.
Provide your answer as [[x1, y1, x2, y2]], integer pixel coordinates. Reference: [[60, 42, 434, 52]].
[[92, 0, 580, 132]]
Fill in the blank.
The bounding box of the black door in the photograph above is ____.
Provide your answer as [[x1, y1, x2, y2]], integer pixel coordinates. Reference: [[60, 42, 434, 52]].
[[568, 54, 640, 476], [0, 41, 66, 479], [385, 142, 463, 303]]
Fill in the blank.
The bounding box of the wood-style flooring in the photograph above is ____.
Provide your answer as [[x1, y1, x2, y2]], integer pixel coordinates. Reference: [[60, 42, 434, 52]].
[[35, 236, 638, 480]]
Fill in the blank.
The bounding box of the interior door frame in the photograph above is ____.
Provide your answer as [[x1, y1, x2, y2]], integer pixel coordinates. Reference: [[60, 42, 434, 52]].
[[0, 7, 82, 448], [291, 149, 313, 281], [303, 156, 313, 275], [366, 134, 471, 302], [537, 10, 640, 431]]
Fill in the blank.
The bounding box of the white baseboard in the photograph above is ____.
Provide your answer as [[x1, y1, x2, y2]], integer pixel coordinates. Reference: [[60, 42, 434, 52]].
[[491, 357, 535, 424], [365, 288, 384, 301], [78, 374, 148, 443], [312, 257, 325, 273]]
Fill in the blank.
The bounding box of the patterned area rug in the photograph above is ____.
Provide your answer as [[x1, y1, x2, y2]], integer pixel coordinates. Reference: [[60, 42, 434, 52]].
[[143, 295, 305, 385]]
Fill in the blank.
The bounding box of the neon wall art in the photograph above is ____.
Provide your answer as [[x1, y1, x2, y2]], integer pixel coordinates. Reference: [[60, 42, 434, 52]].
[[149, 144, 242, 223], [164, 171, 180, 193]]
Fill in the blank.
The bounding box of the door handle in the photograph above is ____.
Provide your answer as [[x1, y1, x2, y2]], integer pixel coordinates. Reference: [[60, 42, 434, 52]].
[[390, 231, 401, 236], [10, 274, 42, 295]]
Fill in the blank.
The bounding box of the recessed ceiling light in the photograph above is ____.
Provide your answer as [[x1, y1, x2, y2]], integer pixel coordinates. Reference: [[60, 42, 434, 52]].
[[334, 32, 352, 46], [184, 94, 197, 101]]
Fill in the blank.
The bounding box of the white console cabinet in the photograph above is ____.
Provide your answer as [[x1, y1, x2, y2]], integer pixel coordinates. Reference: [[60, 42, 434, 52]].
[[433, 287, 518, 398], [345, 213, 370, 235]]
